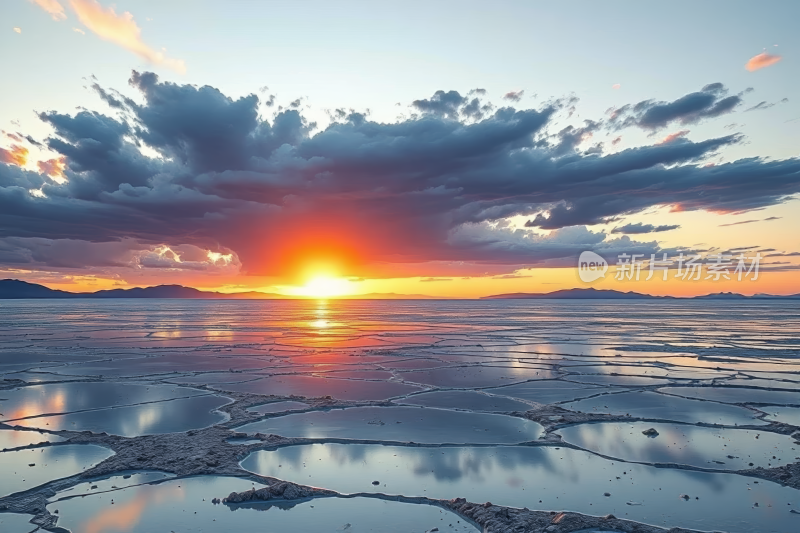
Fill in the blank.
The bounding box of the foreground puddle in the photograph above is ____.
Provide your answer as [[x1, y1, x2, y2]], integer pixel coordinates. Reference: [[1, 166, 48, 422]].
[[47, 476, 476, 533], [0, 444, 114, 497], [557, 422, 797, 470], [8, 394, 231, 437], [563, 391, 766, 425], [0, 512, 35, 532], [236, 406, 543, 444], [242, 443, 800, 533]]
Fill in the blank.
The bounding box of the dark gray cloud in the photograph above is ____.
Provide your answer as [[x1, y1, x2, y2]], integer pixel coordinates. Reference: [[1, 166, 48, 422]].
[[0, 73, 798, 278], [611, 83, 742, 130], [503, 90, 524, 102], [610, 223, 680, 234], [412, 90, 467, 119]]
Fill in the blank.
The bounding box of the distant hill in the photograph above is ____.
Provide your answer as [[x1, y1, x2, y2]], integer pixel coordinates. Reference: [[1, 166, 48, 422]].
[[3, 279, 799, 300], [483, 288, 665, 300], [0, 279, 285, 299], [0, 279, 438, 300], [483, 288, 800, 300], [0, 279, 76, 299]]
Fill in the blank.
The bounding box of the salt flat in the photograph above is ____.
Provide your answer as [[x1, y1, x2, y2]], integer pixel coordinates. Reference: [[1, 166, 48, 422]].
[[1, 299, 799, 533]]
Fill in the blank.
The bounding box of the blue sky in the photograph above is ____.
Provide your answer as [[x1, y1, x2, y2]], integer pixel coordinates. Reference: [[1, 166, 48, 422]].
[[3, 1, 797, 158]]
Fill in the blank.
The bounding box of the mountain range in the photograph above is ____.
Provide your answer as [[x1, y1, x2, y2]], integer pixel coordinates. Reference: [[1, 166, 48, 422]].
[[481, 288, 800, 299], [0, 279, 438, 300]]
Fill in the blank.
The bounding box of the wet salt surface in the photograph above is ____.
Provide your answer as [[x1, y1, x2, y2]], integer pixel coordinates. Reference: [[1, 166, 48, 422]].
[[213, 375, 424, 401], [557, 422, 798, 470], [48, 476, 476, 533], [9, 394, 231, 436], [564, 375, 673, 387], [1, 299, 800, 532], [49, 471, 174, 500], [484, 380, 604, 404], [0, 512, 35, 532], [395, 390, 533, 412], [563, 390, 767, 425], [660, 386, 800, 405], [248, 400, 311, 415], [0, 444, 114, 497], [237, 406, 544, 444], [763, 406, 800, 426], [0, 429, 65, 450], [241, 443, 800, 533], [0, 381, 208, 420], [398, 365, 558, 388]]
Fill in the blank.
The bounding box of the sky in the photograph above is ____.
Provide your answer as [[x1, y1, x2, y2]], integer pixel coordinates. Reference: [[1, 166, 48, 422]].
[[1, 0, 799, 298]]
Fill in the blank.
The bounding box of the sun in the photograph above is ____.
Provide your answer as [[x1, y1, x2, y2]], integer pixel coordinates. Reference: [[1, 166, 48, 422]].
[[297, 275, 352, 298]]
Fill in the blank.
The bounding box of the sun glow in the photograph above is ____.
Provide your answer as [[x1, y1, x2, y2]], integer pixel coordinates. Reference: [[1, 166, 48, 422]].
[[292, 275, 354, 298]]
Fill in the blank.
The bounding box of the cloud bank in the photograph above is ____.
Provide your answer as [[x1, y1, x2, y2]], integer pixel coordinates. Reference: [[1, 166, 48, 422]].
[[1, 73, 799, 281]]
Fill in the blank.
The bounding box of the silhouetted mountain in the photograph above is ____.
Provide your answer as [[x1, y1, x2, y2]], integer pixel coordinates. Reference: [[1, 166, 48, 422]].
[[0, 279, 283, 299], [482, 287, 800, 300], [90, 285, 213, 299], [482, 288, 665, 299], [0, 279, 75, 299], [3, 279, 800, 300], [0, 279, 435, 300]]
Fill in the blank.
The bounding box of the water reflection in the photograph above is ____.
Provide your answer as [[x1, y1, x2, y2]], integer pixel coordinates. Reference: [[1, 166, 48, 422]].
[[0, 382, 231, 436], [11, 394, 230, 437], [558, 422, 797, 470], [0, 512, 35, 532], [0, 429, 65, 450], [242, 444, 800, 533], [48, 476, 476, 533], [563, 391, 766, 426], [236, 406, 543, 444], [0, 444, 114, 497]]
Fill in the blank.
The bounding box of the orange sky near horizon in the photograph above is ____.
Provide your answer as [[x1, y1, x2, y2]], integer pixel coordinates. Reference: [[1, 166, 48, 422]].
[[11, 263, 799, 299]]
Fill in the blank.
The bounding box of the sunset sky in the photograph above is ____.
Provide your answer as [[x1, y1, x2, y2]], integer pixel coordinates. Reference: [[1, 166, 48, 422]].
[[1, 0, 799, 297]]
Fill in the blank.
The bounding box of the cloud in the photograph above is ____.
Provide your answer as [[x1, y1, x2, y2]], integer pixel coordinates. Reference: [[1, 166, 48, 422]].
[[37, 157, 67, 179], [766, 251, 800, 258], [73, 27, 85, 34], [68, 0, 186, 74], [746, 99, 788, 112], [0, 145, 28, 167], [610, 223, 680, 234], [612, 84, 621, 90], [2, 72, 800, 280], [412, 90, 466, 119], [503, 90, 524, 102], [659, 130, 690, 144], [0, 236, 239, 274], [719, 216, 782, 227], [610, 83, 741, 130], [746, 52, 782, 72], [29, 0, 67, 21], [13, 27, 22, 33]]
